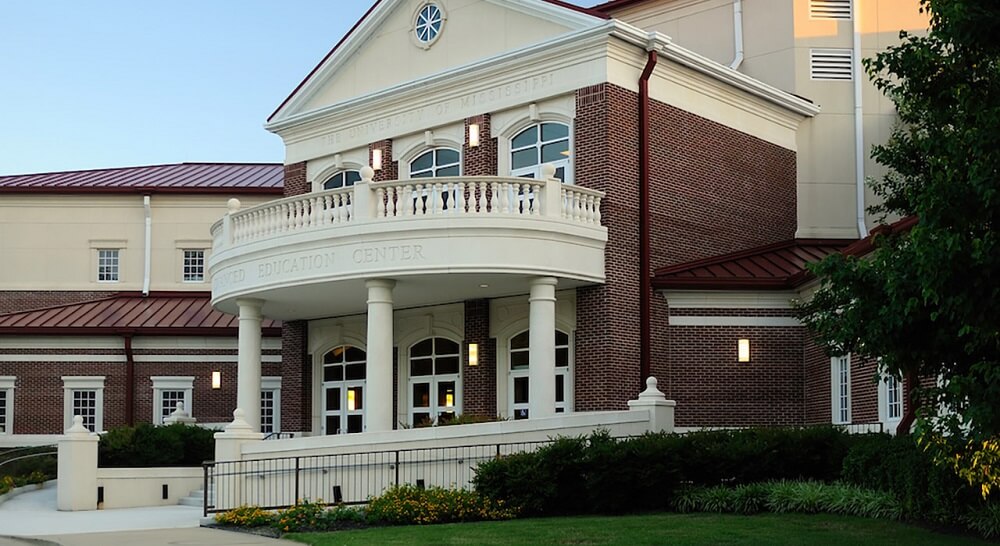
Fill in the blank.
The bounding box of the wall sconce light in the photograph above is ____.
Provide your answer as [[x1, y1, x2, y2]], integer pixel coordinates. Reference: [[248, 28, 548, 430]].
[[211, 371, 221, 389], [372, 148, 383, 171], [347, 389, 357, 411], [445, 392, 454, 408], [468, 343, 479, 366], [468, 123, 480, 148], [737, 339, 751, 363]]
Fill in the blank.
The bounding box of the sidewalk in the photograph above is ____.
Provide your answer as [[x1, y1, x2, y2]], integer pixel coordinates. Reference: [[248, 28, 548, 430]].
[[0, 486, 292, 545]]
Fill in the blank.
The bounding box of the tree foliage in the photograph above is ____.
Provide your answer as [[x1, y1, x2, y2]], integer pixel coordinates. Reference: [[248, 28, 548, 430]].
[[797, 0, 1000, 493]]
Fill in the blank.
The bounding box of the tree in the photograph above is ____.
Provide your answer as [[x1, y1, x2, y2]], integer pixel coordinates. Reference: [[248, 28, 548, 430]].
[[798, 0, 1000, 495]]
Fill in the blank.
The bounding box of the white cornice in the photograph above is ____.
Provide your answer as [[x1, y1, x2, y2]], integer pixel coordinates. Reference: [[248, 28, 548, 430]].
[[663, 290, 798, 309]]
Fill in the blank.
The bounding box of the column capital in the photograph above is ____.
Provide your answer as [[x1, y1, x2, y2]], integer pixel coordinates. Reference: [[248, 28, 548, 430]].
[[365, 279, 397, 290], [529, 276, 558, 288], [235, 298, 265, 318]]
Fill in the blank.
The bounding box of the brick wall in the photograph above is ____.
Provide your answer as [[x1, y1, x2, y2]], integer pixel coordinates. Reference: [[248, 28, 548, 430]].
[[462, 299, 496, 416], [0, 291, 119, 314], [371, 140, 399, 182], [850, 354, 880, 423], [283, 162, 308, 198], [463, 115, 497, 177], [803, 335, 831, 425], [281, 321, 309, 433]]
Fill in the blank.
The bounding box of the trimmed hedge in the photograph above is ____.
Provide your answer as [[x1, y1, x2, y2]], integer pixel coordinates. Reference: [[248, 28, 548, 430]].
[[473, 428, 865, 516], [98, 423, 215, 467]]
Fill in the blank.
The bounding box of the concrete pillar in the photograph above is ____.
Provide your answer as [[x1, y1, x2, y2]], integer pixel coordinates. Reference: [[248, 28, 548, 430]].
[[57, 416, 99, 511], [213, 409, 264, 510], [627, 377, 676, 433], [236, 298, 264, 433], [528, 276, 558, 419], [365, 279, 396, 432]]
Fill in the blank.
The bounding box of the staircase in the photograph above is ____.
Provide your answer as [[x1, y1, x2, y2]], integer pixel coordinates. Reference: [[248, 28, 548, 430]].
[[178, 488, 209, 507]]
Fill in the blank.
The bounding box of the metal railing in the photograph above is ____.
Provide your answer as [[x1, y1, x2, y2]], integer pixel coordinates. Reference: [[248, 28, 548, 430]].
[[202, 439, 554, 516], [262, 432, 296, 441]]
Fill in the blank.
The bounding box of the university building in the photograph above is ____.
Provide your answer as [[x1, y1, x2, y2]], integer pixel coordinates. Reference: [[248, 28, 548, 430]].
[[0, 0, 927, 443]]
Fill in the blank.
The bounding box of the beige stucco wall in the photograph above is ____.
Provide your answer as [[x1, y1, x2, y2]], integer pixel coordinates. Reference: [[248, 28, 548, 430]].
[[0, 194, 274, 291], [301, 0, 573, 113], [611, 0, 927, 239]]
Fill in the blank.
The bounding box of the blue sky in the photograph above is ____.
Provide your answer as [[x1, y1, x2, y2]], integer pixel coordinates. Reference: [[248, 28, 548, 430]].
[[0, 1, 605, 176]]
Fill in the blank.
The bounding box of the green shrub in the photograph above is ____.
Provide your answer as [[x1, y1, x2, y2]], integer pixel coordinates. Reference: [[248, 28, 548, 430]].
[[965, 503, 1000, 539], [0, 471, 49, 496], [274, 499, 326, 532], [214, 505, 275, 527], [841, 434, 977, 524], [317, 504, 367, 528], [732, 483, 769, 515], [366, 485, 517, 525], [98, 423, 215, 467]]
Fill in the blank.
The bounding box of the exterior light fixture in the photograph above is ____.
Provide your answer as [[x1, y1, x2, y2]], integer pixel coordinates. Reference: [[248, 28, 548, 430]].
[[211, 371, 221, 389], [738, 339, 751, 363], [445, 392, 454, 407], [468, 123, 480, 148], [468, 343, 479, 366], [372, 148, 383, 171], [347, 389, 357, 411]]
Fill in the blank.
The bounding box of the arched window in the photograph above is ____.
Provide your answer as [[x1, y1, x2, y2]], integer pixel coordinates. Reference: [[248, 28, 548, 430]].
[[322, 170, 362, 190], [322, 345, 366, 434], [408, 337, 461, 426], [509, 330, 572, 419], [409, 148, 460, 178], [510, 123, 571, 183]]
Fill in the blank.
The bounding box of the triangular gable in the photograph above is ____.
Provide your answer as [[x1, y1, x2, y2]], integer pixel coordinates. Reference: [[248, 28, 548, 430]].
[[268, 0, 606, 124]]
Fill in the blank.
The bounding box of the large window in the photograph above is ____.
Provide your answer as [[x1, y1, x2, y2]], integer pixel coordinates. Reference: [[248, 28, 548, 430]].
[[508, 330, 572, 419], [323, 170, 362, 190], [0, 377, 13, 435], [831, 355, 851, 424], [152, 376, 194, 424], [182, 249, 205, 283], [97, 249, 120, 282], [886, 374, 902, 421], [409, 149, 460, 178], [409, 338, 461, 426], [322, 346, 366, 435], [510, 123, 571, 183], [63, 376, 105, 432], [261, 376, 282, 434]]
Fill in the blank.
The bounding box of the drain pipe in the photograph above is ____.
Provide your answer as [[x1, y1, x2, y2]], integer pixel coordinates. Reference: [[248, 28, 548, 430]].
[[852, 6, 868, 237], [639, 40, 658, 389], [142, 195, 152, 296], [123, 334, 135, 426], [729, 0, 744, 70]]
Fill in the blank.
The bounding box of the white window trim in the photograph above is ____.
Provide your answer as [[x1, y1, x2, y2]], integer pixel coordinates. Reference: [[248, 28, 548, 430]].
[[406, 147, 463, 179], [0, 376, 15, 435], [175, 242, 210, 284], [499, 118, 575, 185], [319, 345, 368, 435], [406, 337, 463, 427], [507, 330, 574, 419], [261, 376, 282, 434], [830, 355, 851, 424], [62, 376, 105, 432], [878, 372, 903, 433], [151, 376, 194, 424]]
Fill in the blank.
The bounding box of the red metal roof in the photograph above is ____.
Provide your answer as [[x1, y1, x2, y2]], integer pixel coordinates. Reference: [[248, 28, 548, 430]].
[[0, 163, 284, 195], [0, 293, 281, 336], [653, 239, 854, 290]]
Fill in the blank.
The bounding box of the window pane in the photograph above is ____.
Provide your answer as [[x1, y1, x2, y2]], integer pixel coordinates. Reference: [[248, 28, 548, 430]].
[[411, 151, 434, 172], [324, 365, 343, 382], [541, 141, 568, 163], [344, 171, 362, 186], [436, 356, 460, 375], [438, 382, 456, 408], [324, 347, 344, 364], [411, 339, 434, 357], [556, 348, 569, 367], [512, 149, 538, 170], [555, 167, 566, 182], [326, 387, 341, 411], [514, 377, 529, 404], [514, 408, 529, 420], [541, 123, 569, 141], [347, 387, 363, 410], [413, 412, 432, 427], [435, 165, 460, 177], [326, 415, 340, 435], [412, 383, 430, 408], [556, 375, 565, 403], [512, 126, 537, 149], [345, 363, 365, 381], [436, 149, 459, 165], [556, 331, 569, 345], [347, 414, 363, 433], [510, 331, 530, 350], [411, 171, 433, 179], [510, 351, 529, 369], [323, 173, 344, 190], [410, 358, 433, 377], [345, 346, 366, 362], [435, 338, 459, 355]]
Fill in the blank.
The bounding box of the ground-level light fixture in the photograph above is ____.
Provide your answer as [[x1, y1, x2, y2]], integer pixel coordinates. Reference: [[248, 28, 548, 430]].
[[468, 343, 479, 366], [737, 339, 751, 363], [212, 371, 222, 389]]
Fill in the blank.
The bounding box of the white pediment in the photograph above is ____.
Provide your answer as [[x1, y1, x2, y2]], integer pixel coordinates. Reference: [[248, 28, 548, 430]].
[[268, 0, 604, 125]]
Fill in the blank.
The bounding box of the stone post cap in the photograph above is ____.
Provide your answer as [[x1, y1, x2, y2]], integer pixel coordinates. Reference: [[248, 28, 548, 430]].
[[224, 408, 253, 433], [628, 376, 676, 408], [541, 163, 557, 180], [164, 402, 197, 425], [360, 166, 375, 182], [227, 198, 241, 213], [66, 415, 89, 434]]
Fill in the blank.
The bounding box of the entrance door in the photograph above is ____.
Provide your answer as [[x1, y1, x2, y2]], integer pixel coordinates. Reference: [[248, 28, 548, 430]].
[[508, 330, 572, 419], [321, 345, 366, 434]]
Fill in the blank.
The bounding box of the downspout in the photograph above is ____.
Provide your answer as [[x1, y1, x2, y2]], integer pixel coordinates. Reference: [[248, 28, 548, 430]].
[[639, 41, 658, 389], [123, 334, 135, 426], [729, 0, 744, 70], [142, 195, 152, 296], [852, 6, 868, 237]]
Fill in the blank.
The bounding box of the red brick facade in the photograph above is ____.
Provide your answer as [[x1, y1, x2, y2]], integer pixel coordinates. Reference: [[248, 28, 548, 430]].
[[283, 162, 308, 198], [0, 291, 120, 315], [462, 299, 496, 417]]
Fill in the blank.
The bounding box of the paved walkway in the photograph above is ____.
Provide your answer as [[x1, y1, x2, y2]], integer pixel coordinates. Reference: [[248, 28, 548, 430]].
[[0, 486, 292, 545]]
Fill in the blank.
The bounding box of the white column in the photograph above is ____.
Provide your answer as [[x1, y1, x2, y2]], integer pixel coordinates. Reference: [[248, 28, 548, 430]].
[[528, 276, 558, 419], [366, 279, 396, 432], [236, 298, 264, 433]]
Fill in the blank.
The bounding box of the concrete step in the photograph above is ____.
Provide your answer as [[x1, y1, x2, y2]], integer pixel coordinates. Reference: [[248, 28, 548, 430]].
[[178, 489, 210, 507]]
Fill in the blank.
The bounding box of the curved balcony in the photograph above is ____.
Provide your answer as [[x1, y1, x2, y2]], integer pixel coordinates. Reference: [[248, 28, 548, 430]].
[[208, 166, 607, 320]]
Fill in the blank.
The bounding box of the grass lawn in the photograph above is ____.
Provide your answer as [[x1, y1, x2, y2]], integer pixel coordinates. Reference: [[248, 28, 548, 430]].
[[284, 512, 990, 545]]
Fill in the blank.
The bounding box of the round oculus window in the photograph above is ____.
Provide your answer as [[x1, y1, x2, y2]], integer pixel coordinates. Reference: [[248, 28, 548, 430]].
[[414, 4, 443, 44]]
